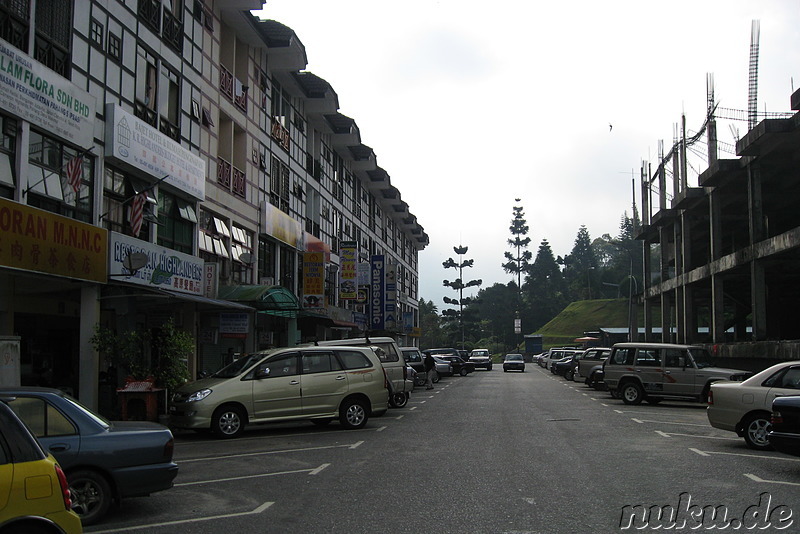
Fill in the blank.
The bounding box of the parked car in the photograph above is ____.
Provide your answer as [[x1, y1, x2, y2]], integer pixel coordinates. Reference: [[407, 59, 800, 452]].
[[540, 347, 577, 369], [603, 342, 751, 405], [707, 361, 800, 450], [431, 356, 455, 377], [468, 349, 493, 371], [315, 337, 411, 408], [554, 354, 578, 378], [574, 347, 611, 386], [402, 347, 436, 386], [436, 355, 475, 376], [0, 396, 83, 534], [769, 395, 800, 457], [1, 387, 178, 525], [503, 353, 525, 372], [170, 346, 390, 438]]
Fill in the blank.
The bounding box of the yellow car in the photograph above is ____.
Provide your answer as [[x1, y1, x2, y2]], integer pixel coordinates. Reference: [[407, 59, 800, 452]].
[[0, 398, 82, 534]]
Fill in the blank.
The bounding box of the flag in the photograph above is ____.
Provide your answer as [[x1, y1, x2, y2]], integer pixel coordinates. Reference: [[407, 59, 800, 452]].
[[130, 193, 146, 237], [65, 155, 83, 194]]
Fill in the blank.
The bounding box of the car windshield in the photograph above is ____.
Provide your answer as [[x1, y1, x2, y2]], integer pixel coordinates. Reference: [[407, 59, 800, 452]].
[[506, 354, 523, 361], [213, 352, 267, 378], [687, 348, 715, 369]]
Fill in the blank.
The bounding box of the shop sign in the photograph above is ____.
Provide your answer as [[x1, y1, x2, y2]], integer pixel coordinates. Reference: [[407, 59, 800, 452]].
[[261, 201, 304, 249], [203, 262, 218, 298], [104, 104, 205, 200], [403, 311, 414, 333], [0, 198, 107, 282], [108, 231, 203, 295], [302, 252, 324, 309], [384, 262, 397, 330], [339, 241, 357, 300], [370, 255, 385, 330], [0, 42, 95, 148], [219, 312, 249, 338]]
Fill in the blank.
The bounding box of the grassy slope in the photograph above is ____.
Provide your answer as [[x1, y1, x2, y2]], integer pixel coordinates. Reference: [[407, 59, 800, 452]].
[[534, 299, 632, 349]]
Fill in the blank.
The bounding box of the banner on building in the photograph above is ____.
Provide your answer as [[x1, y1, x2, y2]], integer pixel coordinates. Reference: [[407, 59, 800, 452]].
[[302, 252, 324, 309], [384, 262, 397, 330], [370, 255, 385, 330], [339, 241, 357, 300]]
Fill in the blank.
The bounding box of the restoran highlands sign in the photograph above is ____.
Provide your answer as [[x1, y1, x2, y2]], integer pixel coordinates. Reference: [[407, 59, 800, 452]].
[[0, 42, 95, 148]]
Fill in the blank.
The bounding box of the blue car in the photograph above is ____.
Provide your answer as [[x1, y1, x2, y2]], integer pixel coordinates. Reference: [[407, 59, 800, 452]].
[[0, 387, 178, 525]]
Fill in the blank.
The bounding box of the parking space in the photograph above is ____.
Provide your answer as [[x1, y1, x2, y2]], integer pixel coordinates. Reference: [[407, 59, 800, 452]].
[[538, 365, 800, 490]]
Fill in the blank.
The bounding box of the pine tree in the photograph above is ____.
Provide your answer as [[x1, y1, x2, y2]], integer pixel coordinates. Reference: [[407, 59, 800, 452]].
[[442, 245, 482, 349], [502, 199, 532, 293]]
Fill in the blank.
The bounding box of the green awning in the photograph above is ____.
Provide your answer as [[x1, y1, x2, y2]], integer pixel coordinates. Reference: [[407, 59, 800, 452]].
[[217, 285, 299, 318]]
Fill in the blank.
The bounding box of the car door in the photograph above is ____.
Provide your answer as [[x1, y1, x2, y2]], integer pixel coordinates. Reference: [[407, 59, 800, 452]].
[[250, 352, 303, 420], [660, 348, 697, 396], [633, 347, 665, 395], [763, 365, 800, 408], [6, 395, 81, 469], [300, 351, 349, 416]]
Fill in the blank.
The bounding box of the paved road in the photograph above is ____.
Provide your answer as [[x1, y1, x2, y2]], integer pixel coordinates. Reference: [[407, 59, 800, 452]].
[[86, 366, 800, 533]]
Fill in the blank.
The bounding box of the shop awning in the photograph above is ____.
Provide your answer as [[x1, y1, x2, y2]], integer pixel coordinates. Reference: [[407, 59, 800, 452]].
[[158, 289, 254, 310], [217, 285, 300, 318], [100, 285, 255, 311]]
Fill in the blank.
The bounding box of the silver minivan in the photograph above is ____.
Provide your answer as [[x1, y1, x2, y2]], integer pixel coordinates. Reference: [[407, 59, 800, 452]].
[[169, 346, 389, 437]]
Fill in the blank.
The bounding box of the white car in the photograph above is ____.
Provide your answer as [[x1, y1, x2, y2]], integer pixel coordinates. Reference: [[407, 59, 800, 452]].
[[707, 361, 800, 450]]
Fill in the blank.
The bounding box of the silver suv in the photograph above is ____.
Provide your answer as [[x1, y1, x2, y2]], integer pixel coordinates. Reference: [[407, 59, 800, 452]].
[[603, 342, 751, 405], [169, 346, 389, 438]]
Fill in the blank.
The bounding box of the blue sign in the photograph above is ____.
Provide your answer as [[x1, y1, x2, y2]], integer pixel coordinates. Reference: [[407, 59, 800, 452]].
[[370, 255, 385, 330]]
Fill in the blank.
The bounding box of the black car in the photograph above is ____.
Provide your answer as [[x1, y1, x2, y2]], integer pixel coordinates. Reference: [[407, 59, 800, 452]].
[[769, 395, 800, 457], [553, 355, 577, 377], [436, 355, 475, 376]]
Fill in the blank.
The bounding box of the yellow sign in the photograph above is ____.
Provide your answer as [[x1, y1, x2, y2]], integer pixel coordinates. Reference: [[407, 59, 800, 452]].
[[0, 198, 108, 282], [302, 252, 325, 309]]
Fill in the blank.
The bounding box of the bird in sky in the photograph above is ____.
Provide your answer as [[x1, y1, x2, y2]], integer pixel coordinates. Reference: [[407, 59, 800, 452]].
[[609, 123, 613, 131]]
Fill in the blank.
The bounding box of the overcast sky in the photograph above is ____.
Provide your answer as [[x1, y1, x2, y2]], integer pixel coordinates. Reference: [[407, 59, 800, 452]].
[[254, 1, 800, 310]]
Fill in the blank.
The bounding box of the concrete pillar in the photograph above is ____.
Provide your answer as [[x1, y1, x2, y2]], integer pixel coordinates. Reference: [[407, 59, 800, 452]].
[[79, 285, 101, 411], [709, 190, 725, 343], [747, 163, 767, 340]]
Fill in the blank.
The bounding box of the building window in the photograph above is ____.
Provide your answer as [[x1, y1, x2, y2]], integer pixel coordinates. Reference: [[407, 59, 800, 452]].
[[269, 156, 290, 213], [27, 130, 92, 222], [157, 190, 193, 254], [0, 1, 30, 51], [135, 45, 158, 126], [231, 225, 253, 284], [0, 114, 17, 199], [107, 32, 121, 61], [258, 237, 276, 283], [159, 66, 180, 141], [90, 19, 103, 48], [101, 166, 156, 240], [34, 0, 72, 76]]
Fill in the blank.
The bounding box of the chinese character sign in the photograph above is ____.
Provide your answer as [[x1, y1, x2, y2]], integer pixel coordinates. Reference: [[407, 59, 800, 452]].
[[339, 241, 357, 300], [303, 252, 324, 309]]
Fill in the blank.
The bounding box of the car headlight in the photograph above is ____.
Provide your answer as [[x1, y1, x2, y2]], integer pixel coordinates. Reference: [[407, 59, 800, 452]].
[[186, 388, 212, 402]]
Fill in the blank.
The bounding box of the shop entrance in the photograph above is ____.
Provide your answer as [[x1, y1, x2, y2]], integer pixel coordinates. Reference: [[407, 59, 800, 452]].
[[17, 313, 80, 396]]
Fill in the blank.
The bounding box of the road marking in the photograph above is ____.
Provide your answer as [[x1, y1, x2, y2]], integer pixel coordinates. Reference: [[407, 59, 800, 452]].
[[690, 448, 800, 462], [409, 406, 418, 410], [89, 501, 275, 533], [309, 463, 330, 475], [181, 442, 363, 463], [631, 418, 708, 427], [656, 430, 738, 440], [349, 441, 364, 449], [394, 415, 404, 420], [376, 426, 387, 432], [175, 465, 329, 487], [744, 473, 800, 486]]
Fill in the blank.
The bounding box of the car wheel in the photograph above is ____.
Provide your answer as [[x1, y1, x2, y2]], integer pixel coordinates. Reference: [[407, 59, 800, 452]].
[[391, 392, 409, 408], [459, 368, 468, 376], [487, 365, 492, 371], [743, 413, 773, 450], [565, 369, 574, 381], [212, 405, 246, 438], [340, 398, 369, 429], [620, 382, 644, 405], [68, 469, 112, 526]]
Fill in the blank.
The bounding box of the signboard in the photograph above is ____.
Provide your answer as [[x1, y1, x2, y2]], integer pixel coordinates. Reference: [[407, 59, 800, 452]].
[[203, 262, 218, 298], [261, 201, 304, 249], [384, 262, 397, 330], [219, 313, 249, 338], [105, 104, 206, 200], [370, 255, 385, 330], [302, 252, 324, 309], [0, 42, 95, 148], [0, 198, 107, 282], [339, 241, 357, 300], [108, 231, 203, 295]]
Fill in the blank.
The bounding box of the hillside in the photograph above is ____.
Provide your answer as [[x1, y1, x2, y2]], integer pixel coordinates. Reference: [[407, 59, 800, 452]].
[[534, 298, 633, 348]]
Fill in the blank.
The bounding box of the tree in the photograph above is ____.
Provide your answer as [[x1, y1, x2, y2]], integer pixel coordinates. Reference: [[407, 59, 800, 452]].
[[524, 239, 567, 331], [419, 298, 445, 349], [502, 199, 532, 292], [564, 225, 598, 299], [442, 245, 482, 349]]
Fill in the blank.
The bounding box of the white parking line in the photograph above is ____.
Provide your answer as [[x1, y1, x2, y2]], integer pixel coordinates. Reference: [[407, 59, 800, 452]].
[[89, 501, 274, 533], [180, 442, 363, 463], [631, 418, 709, 427], [655, 430, 739, 440], [690, 448, 800, 462], [409, 406, 418, 410], [376, 426, 387, 432], [309, 463, 330, 475], [175, 465, 328, 487], [744, 473, 800, 486]]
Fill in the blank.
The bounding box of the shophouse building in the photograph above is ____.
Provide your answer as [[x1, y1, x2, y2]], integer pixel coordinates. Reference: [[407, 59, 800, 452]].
[[0, 1, 427, 414]]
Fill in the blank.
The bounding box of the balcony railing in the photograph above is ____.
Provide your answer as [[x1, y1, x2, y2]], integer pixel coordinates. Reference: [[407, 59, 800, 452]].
[[217, 158, 231, 189], [134, 100, 158, 128], [234, 83, 247, 113], [232, 165, 246, 197], [271, 118, 290, 152], [159, 116, 180, 142], [219, 65, 234, 100], [162, 9, 183, 53], [138, 0, 160, 34]]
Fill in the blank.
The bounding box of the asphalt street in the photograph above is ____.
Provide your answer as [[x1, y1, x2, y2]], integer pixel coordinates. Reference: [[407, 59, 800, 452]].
[[85, 364, 800, 534]]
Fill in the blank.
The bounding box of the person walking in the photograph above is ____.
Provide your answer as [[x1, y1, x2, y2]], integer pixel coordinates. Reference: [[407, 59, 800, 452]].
[[424, 352, 436, 390]]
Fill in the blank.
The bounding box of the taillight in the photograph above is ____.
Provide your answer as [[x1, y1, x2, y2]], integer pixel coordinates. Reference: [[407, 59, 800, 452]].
[[55, 464, 71, 510], [382, 368, 389, 389], [707, 390, 713, 405], [772, 411, 784, 425], [163, 437, 174, 460]]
